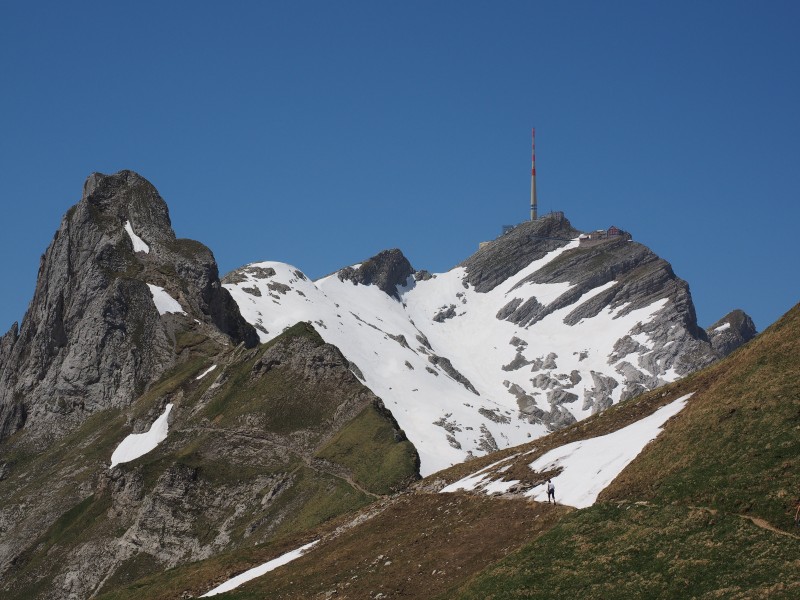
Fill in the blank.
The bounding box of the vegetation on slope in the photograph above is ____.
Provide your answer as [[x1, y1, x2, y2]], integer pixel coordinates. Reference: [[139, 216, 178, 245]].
[[96, 494, 571, 600], [452, 303, 800, 598], [1, 321, 420, 599], [456, 503, 799, 599], [316, 403, 419, 495], [168, 303, 798, 600], [601, 303, 800, 525]]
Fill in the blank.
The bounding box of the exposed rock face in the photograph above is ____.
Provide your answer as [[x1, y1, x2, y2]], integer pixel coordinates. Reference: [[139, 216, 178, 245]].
[[428, 354, 479, 395], [337, 249, 415, 298], [460, 213, 580, 292], [223, 214, 758, 470], [489, 229, 755, 398], [706, 309, 757, 356], [499, 236, 694, 328], [0, 322, 419, 600], [0, 171, 257, 445]]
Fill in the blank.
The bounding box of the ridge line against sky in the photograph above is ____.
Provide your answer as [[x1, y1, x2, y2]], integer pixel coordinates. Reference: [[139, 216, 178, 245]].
[[1, 1, 798, 332]]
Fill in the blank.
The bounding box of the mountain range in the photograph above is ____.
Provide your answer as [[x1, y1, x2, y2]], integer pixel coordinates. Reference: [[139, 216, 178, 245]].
[[2, 171, 790, 600]]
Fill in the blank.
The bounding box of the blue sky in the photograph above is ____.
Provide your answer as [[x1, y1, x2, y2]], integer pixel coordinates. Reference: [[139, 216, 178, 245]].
[[1, 1, 798, 332]]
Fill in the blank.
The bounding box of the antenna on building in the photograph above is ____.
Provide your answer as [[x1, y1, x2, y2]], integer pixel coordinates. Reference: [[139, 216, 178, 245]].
[[530, 127, 538, 221]]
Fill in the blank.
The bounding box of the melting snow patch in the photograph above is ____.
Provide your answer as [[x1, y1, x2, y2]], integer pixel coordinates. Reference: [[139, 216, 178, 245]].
[[201, 540, 319, 597], [147, 284, 186, 315], [440, 454, 519, 493], [124, 220, 150, 253], [110, 404, 173, 468], [713, 322, 731, 332], [195, 364, 217, 380], [524, 394, 692, 508]]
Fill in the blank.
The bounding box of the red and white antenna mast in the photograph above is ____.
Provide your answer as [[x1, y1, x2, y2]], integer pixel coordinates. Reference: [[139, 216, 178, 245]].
[[530, 128, 538, 221]]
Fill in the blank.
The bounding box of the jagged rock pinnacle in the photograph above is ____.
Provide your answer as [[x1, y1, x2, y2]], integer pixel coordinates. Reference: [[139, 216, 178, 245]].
[[0, 171, 257, 445]]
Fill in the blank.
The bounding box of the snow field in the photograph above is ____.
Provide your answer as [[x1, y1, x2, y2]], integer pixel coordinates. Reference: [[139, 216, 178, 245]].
[[195, 364, 217, 380], [442, 394, 692, 508], [524, 394, 692, 507], [224, 244, 679, 476]]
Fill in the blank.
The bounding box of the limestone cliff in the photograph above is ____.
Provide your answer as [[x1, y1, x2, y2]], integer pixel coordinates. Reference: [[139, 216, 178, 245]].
[[0, 170, 257, 445]]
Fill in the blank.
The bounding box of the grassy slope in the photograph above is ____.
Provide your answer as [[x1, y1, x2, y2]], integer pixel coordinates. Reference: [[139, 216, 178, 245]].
[[100, 304, 800, 599], [454, 303, 800, 598], [2, 322, 420, 599], [96, 494, 572, 600], [600, 302, 800, 523], [316, 403, 419, 495], [457, 503, 799, 599]]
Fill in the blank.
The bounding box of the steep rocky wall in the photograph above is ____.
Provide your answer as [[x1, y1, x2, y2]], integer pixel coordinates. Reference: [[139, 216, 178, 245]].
[[0, 171, 256, 445]]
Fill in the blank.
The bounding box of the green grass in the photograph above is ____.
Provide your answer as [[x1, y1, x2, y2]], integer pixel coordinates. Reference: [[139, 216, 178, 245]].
[[269, 467, 373, 539], [97, 552, 163, 593], [600, 303, 800, 527], [132, 354, 211, 419], [454, 502, 800, 599], [204, 322, 350, 434], [316, 404, 419, 495]]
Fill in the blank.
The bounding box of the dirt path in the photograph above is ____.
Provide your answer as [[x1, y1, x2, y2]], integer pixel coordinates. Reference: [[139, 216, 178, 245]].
[[685, 503, 800, 541], [739, 514, 800, 540]]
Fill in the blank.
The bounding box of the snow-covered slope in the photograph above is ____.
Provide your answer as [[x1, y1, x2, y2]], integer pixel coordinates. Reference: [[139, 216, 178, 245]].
[[223, 216, 728, 476]]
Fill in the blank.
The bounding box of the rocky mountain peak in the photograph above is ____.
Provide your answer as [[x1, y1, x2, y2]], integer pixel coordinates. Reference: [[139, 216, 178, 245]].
[[81, 170, 175, 247], [0, 171, 256, 445], [461, 212, 581, 293], [337, 248, 415, 298]]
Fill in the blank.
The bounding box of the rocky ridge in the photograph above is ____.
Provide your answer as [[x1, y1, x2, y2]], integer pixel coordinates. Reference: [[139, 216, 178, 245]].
[[0, 321, 418, 599], [223, 212, 756, 474], [0, 171, 257, 445], [336, 249, 415, 299]]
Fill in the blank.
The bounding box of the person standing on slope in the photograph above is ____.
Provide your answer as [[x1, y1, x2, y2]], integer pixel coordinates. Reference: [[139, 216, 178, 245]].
[[546, 479, 555, 504]]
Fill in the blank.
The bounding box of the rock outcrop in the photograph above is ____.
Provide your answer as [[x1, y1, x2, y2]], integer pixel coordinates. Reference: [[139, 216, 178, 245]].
[[0, 321, 419, 600], [706, 309, 757, 356], [0, 171, 257, 445], [337, 249, 415, 298], [460, 212, 580, 292]]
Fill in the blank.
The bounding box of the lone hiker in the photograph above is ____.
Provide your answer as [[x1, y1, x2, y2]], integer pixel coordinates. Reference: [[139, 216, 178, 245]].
[[546, 479, 555, 504]]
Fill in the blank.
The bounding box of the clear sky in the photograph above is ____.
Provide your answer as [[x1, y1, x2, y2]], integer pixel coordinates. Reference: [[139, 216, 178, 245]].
[[1, 1, 798, 333]]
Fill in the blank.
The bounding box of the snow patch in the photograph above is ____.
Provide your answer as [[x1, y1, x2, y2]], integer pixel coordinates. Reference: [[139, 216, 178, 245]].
[[200, 540, 319, 597], [524, 394, 692, 507], [124, 220, 150, 253], [440, 454, 519, 493], [147, 284, 186, 315], [110, 404, 173, 468], [196, 364, 217, 380], [713, 322, 731, 332]]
